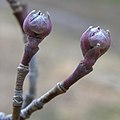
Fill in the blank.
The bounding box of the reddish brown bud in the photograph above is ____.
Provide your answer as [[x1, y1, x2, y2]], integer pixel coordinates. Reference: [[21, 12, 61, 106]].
[[23, 10, 52, 39], [80, 26, 111, 57]]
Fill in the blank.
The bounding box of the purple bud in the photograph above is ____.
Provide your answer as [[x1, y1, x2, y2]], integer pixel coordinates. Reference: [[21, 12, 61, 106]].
[[23, 10, 52, 39], [80, 26, 111, 57]]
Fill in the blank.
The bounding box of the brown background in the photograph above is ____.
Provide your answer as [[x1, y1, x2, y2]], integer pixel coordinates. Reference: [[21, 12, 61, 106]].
[[0, 0, 120, 120]]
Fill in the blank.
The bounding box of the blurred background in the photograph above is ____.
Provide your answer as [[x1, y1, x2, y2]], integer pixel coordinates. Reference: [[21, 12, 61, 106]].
[[0, 0, 120, 120]]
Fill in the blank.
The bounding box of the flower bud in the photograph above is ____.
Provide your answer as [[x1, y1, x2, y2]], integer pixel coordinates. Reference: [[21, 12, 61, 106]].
[[80, 26, 111, 57], [23, 10, 52, 39]]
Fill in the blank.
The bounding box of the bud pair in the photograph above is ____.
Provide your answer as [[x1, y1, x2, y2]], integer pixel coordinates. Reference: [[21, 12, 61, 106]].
[[23, 10, 111, 60]]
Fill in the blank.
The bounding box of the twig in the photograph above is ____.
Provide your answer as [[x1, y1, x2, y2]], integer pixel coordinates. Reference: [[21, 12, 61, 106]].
[[12, 10, 52, 120], [12, 37, 39, 120], [0, 9, 111, 120], [7, 0, 38, 108], [20, 60, 93, 119], [19, 26, 111, 119], [0, 58, 92, 120]]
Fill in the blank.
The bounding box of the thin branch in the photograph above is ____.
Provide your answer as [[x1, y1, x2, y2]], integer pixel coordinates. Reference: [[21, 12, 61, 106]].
[[12, 37, 40, 120], [19, 25, 111, 119], [7, 0, 38, 109], [0, 46, 96, 120], [0, 59, 92, 120], [20, 62, 92, 119], [12, 9, 52, 120], [0, 9, 111, 120]]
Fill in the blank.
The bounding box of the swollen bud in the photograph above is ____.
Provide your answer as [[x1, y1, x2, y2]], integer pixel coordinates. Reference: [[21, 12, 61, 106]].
[[80, 26, 111, 57], [23, 10, 52, 39]]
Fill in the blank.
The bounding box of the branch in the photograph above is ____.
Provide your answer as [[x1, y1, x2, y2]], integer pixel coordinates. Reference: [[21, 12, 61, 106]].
[[0, 44, 108, 120], [7, 0, 38, 108], [0, 54, 93, 120], [0, 10, 111, 120], [12, 10, 52, 120], [19, 25, 111, 119], [20, 60, 93, 119]]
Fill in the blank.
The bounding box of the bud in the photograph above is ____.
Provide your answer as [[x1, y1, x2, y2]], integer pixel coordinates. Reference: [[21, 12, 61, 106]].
[[80, 26, 111, 57], [23, 10, 52, 39]]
